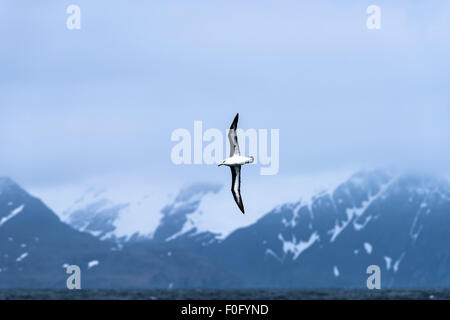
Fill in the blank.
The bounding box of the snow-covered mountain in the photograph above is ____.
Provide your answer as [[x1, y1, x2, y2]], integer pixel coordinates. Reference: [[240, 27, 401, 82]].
[[55, 168, 450, 287], [48, 172, 350, 243], [205, 169, 450, 287], [0, 177, 236, 288], [60, 182, 223, 242], [2, 169, 450, 288]]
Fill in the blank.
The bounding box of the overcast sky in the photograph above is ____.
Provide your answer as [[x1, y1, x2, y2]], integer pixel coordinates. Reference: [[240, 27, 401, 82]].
[[1, 0, 450, 192]]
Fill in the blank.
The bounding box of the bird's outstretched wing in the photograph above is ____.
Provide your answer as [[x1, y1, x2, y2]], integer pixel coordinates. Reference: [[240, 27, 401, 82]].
[[230, 165, 245, 214], [228, 113, 240, 157]]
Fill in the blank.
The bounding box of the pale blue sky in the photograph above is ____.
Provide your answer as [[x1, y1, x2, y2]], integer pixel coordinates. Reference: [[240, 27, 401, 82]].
[[1, 1, 450, 189]]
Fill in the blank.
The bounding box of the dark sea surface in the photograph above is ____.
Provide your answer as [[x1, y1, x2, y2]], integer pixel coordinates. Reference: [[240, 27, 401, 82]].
[[0, 289, 449, 300]]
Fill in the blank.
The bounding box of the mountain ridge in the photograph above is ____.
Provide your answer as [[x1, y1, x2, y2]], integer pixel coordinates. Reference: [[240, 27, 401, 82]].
[[0, 179, 237, 288], [1, 169, 450, 288]]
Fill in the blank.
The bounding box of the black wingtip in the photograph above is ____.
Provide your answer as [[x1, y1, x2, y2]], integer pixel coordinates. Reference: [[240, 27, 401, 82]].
[[239, 203, 245, 214], [230, 113, 239, 130], [233, 196, 245, 214]]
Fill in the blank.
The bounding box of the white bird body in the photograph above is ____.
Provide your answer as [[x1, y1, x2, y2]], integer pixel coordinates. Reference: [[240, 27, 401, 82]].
[[217, 113, 254, 214], [221, 155, 254, 167]]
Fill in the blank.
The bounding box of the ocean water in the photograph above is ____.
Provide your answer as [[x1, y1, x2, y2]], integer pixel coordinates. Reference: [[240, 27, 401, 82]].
[[0, 289, 448, 300]]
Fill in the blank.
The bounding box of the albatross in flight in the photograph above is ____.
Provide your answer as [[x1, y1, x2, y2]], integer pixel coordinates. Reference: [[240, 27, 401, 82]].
[[218, 113, 254, 214]]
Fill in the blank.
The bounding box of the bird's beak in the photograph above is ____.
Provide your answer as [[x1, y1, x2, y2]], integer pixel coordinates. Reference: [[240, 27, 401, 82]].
[[218, 163, 223, 167]]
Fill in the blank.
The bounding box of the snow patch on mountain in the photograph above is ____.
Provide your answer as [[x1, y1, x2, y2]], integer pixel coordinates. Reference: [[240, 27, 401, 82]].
[[393, 253, 405, 272], [333, 266, 340, 277], [353, 215, 372, 231], [0, 205, 24, 227], [278, 232, 319, 260], [363, 242, 373, 254], [265, 249, 283, 263], [16, 252, 28, 262], [384, 256, 392, 270]]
